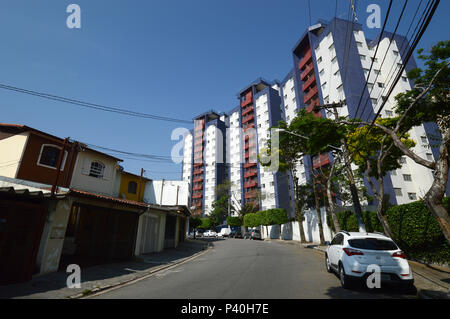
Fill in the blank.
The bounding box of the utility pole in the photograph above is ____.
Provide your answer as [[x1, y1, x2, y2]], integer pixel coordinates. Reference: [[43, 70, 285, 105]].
[[51, 137, 69, 196], [138, 168, 144, 202]]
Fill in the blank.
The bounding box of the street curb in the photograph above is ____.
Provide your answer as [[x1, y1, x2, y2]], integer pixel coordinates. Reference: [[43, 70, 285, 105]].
[[67, 242, 213, 299]]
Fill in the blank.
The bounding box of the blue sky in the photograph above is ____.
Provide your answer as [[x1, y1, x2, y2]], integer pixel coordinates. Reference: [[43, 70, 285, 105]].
[[1, 0, 448, 180]]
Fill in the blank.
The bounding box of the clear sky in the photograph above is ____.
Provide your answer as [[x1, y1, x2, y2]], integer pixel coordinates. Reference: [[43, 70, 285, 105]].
[[1, 0, 448, 180]]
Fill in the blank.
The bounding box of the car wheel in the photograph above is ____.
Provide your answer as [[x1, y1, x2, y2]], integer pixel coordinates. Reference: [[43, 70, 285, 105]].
[[325, 255, 332, 273], [339, 265, 351, 289]]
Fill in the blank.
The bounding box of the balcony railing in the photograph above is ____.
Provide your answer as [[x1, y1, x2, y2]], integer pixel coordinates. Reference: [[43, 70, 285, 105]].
[[244, 169, 257, 178], [302, 74, 316, 92], [243, 162, 257, 169], [300, 63, 314, 81], [242, 106, 254, 117], [242, 114, 254, 124], [313, 153, 331, 169], [298, 50, 312, 70], [304, 85, 318, 104], [193, 176, 204, 183], [192, 193, 203, 199], [244, 192, 257, 199]]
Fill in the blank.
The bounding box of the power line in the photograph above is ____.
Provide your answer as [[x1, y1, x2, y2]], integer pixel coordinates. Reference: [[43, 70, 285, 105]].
[[0, 83, 193, 124], [353, 0, 394, 120]]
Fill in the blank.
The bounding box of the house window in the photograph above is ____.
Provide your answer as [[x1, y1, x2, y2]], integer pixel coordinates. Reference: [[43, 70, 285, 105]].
[[89, 161, 105, 179], [408, 193, 417, 200], [128, 181, 138, 194], [394, 188, 403, 196], [37, 144, 67, 170], [378, 82, 384, 88], [403, 174, 412, 182]]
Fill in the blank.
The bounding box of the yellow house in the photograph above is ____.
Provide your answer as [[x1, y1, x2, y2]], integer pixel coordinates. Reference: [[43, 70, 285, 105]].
[[118, 171, 151, 202]]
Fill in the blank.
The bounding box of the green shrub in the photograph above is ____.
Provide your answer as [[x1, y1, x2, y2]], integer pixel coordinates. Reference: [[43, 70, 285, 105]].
[[327, 197, 449, 264], [226, 216, 242, 227]]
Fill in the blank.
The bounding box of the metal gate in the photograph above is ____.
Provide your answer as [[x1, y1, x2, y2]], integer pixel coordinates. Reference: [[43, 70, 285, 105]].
[[0, 200, 47, 285], [139, 215, 159, 254]]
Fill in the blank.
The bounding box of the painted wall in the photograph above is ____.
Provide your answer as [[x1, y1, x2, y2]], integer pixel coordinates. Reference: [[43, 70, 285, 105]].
[[0, 132, 29, 178], [118, 172, 147, 202], [144, 180, 189, 206], [70, 150, 119, 196]]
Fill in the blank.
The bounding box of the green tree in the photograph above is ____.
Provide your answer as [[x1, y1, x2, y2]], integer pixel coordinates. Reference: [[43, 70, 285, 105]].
[[198, 217, 212, 230], [226, 216, 242, 227], [340, 41, 450, 243], [347, 118, 416, 237]]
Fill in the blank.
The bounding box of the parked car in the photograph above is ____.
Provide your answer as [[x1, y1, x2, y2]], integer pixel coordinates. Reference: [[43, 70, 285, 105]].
[[325, 231, 414, 290], [203, 230, 217, 238], [243, 231, 251, 239], [219, 227, 232, 238], [230, 230, 243, 238], [250, 229, 261, 240], [195, 230, 204, 237]]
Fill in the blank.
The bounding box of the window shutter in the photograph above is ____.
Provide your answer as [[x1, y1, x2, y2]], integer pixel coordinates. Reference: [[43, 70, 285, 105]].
[[103, 164, 112, 180]]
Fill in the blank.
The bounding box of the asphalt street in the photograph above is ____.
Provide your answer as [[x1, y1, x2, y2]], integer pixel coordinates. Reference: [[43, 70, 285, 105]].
[[92, 238, 417, 299]]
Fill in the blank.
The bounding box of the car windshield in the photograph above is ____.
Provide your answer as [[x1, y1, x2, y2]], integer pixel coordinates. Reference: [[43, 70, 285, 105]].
[[348, 238, 398, 251]]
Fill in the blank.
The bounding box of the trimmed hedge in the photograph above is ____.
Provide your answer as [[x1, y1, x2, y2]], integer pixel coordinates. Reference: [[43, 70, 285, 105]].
[[327, 197, 450, 264]]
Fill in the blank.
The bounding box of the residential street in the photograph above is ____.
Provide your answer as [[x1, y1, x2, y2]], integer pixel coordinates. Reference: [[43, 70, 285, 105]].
[[91, 238, 417, 299]]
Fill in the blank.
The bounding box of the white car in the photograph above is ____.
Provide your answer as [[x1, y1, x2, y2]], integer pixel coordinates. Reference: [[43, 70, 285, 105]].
[[203, 230, 217, 238], [325, 231, 414, 290]]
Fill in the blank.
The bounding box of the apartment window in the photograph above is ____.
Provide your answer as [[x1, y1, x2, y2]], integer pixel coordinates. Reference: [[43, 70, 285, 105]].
[[331, 56, 337, 64], [291, 86, 295, 92], [386, 110, 393, 117], [89, 161, 105, 179], [128, 181, 138, 194], [371, 57, 378, 63], [284, 94, 288, 100], [322, 81, 327, 90], [286, 116, 290, 122], [334, 69, 340, 76], [394, 188, 403, 196], [426, 153, 434, 161], [402, 76, 408, 82], [391, 170, 397, 176], [356, 41, 363, 48], [421, 136, 427, 143], [397, 63, 403, 68], [399, 157, 407, 164], [317, 56, 322, 63], [37, 144, 67, 170], [374, 69, 381, 75], [301, 172, 306, 179], [377, 82, 384, 88], [403, 174, 412, 182], [329, 43, 335, 51], [408, 193, 417, 200], [367, 83, 374, 91], [360, 55, 366, 60], [319, 69, 325, 76], [393, 50, 399, 56], [371, 98, 378, 105]]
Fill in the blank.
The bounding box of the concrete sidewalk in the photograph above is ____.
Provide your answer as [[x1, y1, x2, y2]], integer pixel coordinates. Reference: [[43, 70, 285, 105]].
[[266, 239, 450, 299], [0, 240, 211, 299]]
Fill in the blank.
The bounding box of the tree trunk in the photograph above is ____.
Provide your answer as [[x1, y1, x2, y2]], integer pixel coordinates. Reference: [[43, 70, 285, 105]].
[[342, 144, 366, 232], [295, 200, 307, 242], [311, 170, 325, 245], [424, 124, 450, 244], [279, 224, 283, 240], [376, 176, 394, 238], [326, 159, 341, 233]]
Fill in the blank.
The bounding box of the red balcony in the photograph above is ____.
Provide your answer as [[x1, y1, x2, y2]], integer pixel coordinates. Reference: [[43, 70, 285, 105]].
[[241, 91, 253, 107], [244, 180, 258, 188], [193, 168, 203, 175], [304, 86, 318, 104], [194, 201, 202, 207], [299, 50, 312, 70], [192, 193, 203, 199], [242, 105, 254, 116], [243, 162, 257, 169], [193, 162, 203, 167], [193, 176, 204, 183], [193, 185, 203, 191], [244, 192, 257, 199], [313, 153, 331, 169], [300, 63, 314, 81], [302, 74, 316, 92], [242, 114, 254, 124], [244, 169, 257, 178]]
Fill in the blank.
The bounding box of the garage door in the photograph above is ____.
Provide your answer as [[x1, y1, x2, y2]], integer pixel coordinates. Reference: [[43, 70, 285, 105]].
[[0, 200, 47, 285], [139, 215, 159, 254]]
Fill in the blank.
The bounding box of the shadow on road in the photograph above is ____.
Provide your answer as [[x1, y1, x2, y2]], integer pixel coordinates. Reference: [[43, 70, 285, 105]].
[[0, 240, 208, 299]]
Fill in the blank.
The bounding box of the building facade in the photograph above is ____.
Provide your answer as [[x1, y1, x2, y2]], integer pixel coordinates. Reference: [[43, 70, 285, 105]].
[[182, 18, 446, 217]]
